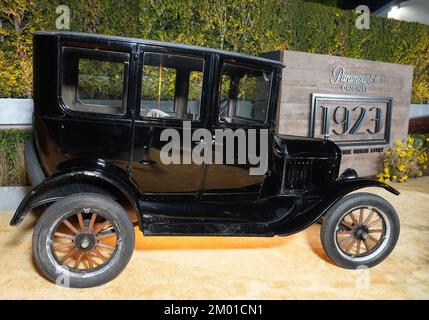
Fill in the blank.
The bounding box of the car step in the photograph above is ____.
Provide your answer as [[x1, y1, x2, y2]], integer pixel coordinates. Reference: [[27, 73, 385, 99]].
[[143, 222, 274, 237]]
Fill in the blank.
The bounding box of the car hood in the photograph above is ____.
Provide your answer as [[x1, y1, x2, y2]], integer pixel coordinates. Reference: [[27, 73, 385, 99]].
[[274, 134, 342, 160]]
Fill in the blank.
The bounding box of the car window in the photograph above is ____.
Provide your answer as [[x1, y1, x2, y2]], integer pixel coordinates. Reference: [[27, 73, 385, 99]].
[[61, 47, 129, 116], [141, 52, 204, 121], [77, 59, 125, 111], [219, 63, 272, 125]]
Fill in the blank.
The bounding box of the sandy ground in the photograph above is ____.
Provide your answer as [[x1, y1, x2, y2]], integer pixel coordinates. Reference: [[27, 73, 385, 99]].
[[0, 178, 428, 299]]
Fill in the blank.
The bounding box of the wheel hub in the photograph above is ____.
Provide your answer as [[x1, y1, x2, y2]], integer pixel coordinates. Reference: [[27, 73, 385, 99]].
[[74, 233, 96, 252], [354, 225, 369, 240], [335, 206, 388, 258]]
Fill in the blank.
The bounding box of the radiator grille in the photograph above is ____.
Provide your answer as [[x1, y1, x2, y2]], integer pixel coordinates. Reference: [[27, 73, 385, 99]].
[[285, 159, 314, 189]]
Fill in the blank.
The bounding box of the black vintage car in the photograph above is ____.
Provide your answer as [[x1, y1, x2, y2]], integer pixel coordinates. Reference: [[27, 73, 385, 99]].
[[11, 31, 400, 288]]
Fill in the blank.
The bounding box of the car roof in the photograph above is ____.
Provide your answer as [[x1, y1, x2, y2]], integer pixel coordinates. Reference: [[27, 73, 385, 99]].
[[35, 30, 285, 68]]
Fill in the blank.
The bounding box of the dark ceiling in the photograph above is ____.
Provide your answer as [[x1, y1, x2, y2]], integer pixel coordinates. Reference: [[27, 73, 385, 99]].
[[339, 0, 395, 11]]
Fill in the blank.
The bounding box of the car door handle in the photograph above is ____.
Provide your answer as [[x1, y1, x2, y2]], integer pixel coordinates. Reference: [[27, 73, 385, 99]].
[[139, 159, 156, 165]]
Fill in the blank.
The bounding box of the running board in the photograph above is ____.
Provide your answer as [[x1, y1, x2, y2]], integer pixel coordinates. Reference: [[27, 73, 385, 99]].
[[143, 222, 274, 237]]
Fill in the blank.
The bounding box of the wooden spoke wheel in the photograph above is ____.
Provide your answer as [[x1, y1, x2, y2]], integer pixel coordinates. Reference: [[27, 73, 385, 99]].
[[51, 209, 118, 271], [321, 192, 400, 269], [335, 207, 387, 258], [32, 193, 135, 288]]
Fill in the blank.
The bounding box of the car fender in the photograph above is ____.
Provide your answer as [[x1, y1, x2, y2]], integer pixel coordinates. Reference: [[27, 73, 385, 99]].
[[10, 163, 140, 227], [269, 178, 399, 236]]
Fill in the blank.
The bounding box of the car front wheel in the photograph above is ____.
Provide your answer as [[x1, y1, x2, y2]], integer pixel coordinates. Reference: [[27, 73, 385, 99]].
[[321, 192, 400, 269], [32, 193, 135, 288]]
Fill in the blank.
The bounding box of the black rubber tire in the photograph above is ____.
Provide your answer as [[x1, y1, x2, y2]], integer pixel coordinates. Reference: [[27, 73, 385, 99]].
[[32, 193, 135, 288], [321, 192, 400, 269], [24, 140, 45, 186]]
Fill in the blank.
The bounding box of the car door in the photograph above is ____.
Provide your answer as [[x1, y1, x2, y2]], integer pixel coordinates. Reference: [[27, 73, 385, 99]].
[[58, 43, 134, 173], [130, 46, 213, 198], [201, 59, 275, 200]]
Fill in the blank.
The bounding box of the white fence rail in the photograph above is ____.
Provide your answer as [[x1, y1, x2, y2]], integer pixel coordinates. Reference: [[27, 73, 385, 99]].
[[0, 99, 33, 128], [410, 104, 429, 118]]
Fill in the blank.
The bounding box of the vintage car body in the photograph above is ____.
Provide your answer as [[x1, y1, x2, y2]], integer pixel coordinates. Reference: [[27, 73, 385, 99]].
[[10, 31, 400, 287]]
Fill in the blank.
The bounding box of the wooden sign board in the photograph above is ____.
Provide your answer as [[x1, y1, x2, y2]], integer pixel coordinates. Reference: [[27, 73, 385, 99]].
[[264, 50, 414, 177]]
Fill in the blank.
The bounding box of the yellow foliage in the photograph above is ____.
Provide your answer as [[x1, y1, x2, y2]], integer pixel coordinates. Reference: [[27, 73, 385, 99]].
[[377, 135, 428, 183]]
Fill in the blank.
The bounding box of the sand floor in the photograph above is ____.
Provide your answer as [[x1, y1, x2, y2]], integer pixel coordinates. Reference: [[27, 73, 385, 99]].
[[0, 177, 428, 299]]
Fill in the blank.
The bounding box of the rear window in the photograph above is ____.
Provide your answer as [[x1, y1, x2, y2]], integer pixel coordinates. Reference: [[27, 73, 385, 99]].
[[61, 47, 129, 115]]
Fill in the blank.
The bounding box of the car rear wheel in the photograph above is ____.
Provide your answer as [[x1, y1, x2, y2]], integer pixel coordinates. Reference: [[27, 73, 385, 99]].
[[320, 192, 400, 269], [32, 193, 135, 288]]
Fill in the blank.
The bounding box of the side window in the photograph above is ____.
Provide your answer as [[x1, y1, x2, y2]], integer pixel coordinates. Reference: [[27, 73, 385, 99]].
[[219, 63, 272, 125], [61, 47, 129, 115], [141, 52, 204, 120]]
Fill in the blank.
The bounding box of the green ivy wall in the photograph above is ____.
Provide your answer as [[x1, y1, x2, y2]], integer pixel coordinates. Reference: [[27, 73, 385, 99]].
[[0, 0, 428, 102]]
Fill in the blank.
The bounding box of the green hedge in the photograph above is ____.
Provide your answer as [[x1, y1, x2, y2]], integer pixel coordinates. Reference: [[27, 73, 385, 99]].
[[411, 133, 429, 147], [0, 129, 32, 161], [0, 0, 428, 102], [0, 129, 32, 186]]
